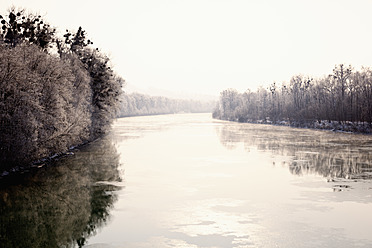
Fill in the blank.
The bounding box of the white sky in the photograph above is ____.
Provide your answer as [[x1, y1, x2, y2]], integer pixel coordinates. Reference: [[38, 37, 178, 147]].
[[2, 0, 372, 96]]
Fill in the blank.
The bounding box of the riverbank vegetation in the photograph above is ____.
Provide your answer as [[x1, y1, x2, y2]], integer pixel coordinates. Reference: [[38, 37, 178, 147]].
[[213, 64, 372, 133], [118, 92, 215, 117], [0, 8, 123, 168]]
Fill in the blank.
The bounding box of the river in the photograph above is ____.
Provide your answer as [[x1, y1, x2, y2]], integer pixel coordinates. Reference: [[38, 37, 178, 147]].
[[1, 113, 372, 248]]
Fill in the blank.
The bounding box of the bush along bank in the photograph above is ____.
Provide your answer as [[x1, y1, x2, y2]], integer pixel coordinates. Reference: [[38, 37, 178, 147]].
[[0, 8, 123, 173]]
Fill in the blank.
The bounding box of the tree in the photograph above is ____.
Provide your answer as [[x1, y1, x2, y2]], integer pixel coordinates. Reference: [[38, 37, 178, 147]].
[[288, 75, 313, 120], [0, 43, 86, 165], [0, 8, 55, 49], [217, 89, 240, 120], [56, 26, 93, 56], [78, 48, 123, 138], [331, 64, 353, 122]]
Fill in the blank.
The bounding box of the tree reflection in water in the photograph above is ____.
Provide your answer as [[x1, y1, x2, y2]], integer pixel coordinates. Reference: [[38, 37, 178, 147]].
[[0, 135, 122, 248], [216, 121, 372, 180]]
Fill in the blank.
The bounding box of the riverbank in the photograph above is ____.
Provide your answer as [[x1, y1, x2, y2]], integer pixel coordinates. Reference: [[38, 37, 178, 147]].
[[0, 140, 93, 181], [218, 117, 372, 134]]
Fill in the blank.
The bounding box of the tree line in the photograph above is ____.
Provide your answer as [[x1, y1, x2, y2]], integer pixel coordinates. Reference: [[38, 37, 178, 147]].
[[118, 92, 215, 117], [213, 64, 372, 133], [0, 8, 123, 168]]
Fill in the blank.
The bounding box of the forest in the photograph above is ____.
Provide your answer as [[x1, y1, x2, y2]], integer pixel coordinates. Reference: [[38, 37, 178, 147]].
[[0, 8, 123, 168], [118, 92, 215, 117], [213, 64, 372, 133]]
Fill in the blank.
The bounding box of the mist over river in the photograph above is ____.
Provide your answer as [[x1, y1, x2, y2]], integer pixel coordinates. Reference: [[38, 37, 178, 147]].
[[1, 113, 372, 248]]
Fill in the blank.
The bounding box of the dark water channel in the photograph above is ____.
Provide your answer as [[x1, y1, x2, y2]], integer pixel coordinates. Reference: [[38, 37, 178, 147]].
[[1, 113, 372, 248]]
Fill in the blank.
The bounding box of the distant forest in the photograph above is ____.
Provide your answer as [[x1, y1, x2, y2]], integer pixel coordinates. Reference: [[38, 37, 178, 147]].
[[0, 8, 122, 167], [119, 92, 215, 117], [213, 64, 372, 133]]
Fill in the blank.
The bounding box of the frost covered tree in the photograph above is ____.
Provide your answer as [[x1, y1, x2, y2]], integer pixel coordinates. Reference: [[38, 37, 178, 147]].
[[0, 8, 123, 169]]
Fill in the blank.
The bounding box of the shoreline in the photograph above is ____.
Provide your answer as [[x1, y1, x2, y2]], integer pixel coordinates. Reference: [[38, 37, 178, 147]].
[[216, 117, 372, 134], [0, 139, 98, 182]]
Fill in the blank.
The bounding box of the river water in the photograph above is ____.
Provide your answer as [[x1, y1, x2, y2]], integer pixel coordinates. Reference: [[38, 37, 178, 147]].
[[1, 113, 372, 248]]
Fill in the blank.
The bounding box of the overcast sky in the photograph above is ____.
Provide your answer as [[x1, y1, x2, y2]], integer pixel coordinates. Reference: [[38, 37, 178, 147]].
[[2, 0, 372, 96]]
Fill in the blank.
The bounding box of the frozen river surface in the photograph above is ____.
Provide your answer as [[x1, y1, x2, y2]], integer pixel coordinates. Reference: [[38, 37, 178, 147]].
[[1, 113, 372, 248]]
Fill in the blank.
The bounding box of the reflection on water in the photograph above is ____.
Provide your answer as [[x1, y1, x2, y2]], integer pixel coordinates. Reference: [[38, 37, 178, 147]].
[[216, 122, 372, 180], [0, 136, 122, 248]]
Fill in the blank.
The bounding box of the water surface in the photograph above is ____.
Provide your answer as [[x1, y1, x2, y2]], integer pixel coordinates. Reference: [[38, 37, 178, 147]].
[[1, 113, 372, 248]]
